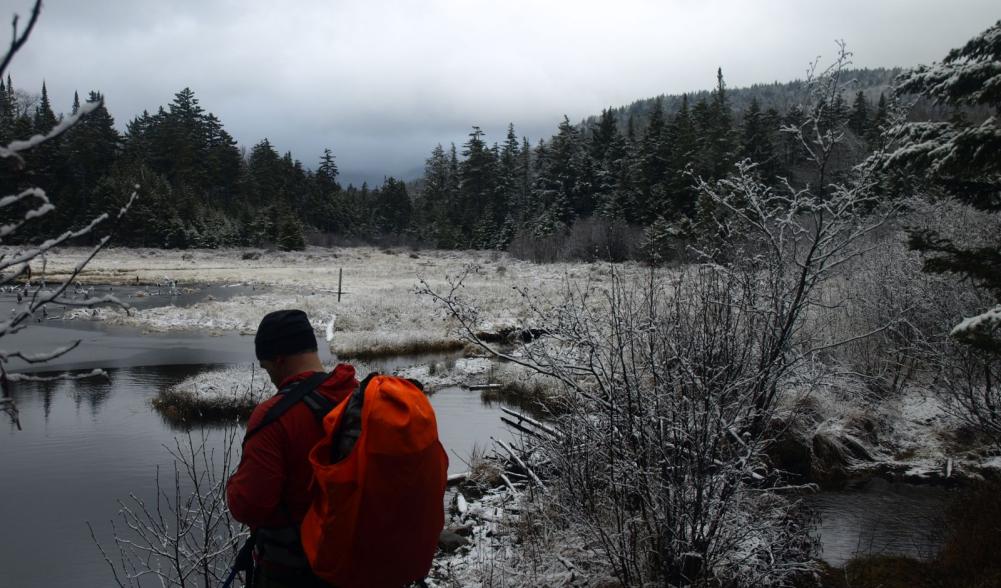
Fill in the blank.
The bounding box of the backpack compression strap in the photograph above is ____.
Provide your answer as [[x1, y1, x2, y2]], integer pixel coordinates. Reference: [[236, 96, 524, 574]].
[[242, 371, 332, 446]]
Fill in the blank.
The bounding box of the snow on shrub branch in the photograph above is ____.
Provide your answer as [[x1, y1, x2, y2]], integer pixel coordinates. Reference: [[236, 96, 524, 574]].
[[0, 0, 137, 430]]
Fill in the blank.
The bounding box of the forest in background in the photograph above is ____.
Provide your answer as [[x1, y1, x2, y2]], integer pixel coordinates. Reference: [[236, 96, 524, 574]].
[[0, 65, 956, 257]]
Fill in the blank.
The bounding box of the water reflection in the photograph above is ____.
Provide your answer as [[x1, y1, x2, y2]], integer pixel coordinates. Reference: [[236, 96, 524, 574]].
[[807, 477, 953, 566], [1, 356, 515, 587]]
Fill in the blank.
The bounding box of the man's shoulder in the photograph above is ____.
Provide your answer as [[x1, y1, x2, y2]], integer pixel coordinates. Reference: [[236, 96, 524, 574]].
[[246, 394, 281, 431]]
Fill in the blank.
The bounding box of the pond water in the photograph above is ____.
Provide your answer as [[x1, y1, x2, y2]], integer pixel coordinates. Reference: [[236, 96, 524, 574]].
[[807, 477, 955, 566], [0, 280, 260, 320], [0, 313, 514, 587]]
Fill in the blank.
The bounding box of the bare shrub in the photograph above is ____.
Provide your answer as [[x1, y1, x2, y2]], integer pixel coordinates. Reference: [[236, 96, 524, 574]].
[[818, 228, 986, 398], [421, 47, 892, 586], [89, 427, 246, 587]]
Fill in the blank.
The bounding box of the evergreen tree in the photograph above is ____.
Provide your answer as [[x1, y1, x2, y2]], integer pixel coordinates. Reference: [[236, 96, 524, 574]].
[[316, 148, 340, 191], [276, 209, 306, 250], [740, 97, 778, 181], [591, 108, 627, 221], [246, 138, 283, 207], [848, 90, 869, 137], [531, 116, 591, 234], [203, 112, 241, 207], [635, 97, 669, 219], [590, 107, 618, 162], [780, 104, 807, 170], [376, 177, 412, 235], [866, 93, 889, 149], [879, 20, 1001, 351], [418, 144, 456, 247], [516, 136, 532, 222], [30, 81, 61, 191], [64, 91, 120, 218], [459, 126, 497, 245], [704, 68, 737, 179]]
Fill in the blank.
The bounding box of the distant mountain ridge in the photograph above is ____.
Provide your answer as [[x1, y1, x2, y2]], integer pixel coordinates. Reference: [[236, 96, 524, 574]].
[[584, 67, 903, 134]]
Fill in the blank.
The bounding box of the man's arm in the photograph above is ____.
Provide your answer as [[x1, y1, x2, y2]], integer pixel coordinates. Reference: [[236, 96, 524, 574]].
[[226, 413, 286, 528]]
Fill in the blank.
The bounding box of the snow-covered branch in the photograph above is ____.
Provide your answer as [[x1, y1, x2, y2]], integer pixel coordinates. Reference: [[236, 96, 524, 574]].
[[0, 0, 138, 429]]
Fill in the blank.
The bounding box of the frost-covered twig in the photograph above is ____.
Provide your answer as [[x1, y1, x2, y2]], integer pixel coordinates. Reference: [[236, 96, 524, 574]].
[[90, 427, 247, 587], [0, 0, 40, 93], [0, 0, 138, 428]]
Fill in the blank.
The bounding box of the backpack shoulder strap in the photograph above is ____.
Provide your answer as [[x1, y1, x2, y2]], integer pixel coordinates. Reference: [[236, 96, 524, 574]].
[[302, 388, 336, 423], [329, 372, 379, 462], [242, 371, 330, 446]]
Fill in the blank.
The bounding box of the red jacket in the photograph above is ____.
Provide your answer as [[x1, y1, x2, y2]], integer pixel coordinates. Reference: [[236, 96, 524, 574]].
[[227, 363, 357, 530]]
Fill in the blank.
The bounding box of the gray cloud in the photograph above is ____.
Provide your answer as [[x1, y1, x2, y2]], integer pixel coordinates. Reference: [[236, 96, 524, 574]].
[[5, 0, 999, 186]]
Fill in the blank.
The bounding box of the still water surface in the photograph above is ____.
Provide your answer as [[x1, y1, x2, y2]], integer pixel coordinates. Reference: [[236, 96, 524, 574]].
[[0, 319, 512, 587]]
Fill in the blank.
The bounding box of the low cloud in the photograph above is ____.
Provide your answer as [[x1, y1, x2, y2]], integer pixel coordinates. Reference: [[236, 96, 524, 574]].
[[8, 0, 999, 184]]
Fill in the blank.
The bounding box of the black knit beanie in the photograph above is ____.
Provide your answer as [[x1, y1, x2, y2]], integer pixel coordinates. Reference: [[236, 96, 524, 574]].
[[255, 309, 318, 360]]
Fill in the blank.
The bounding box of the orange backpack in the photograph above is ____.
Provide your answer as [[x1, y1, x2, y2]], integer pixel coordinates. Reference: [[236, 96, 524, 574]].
[[300, 373, 449, 588]]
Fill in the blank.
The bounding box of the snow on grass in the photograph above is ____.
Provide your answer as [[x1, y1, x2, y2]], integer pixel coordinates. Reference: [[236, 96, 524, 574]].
[[430, 488, 610, 588], [151, 354, 505, 422], [152, 364, 272, 422], [396, 357, 493, 392], [43, 246, 634, 360]]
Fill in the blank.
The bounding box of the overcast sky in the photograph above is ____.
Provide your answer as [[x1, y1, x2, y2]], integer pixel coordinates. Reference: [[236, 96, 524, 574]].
[[6, 0, 999, 186]]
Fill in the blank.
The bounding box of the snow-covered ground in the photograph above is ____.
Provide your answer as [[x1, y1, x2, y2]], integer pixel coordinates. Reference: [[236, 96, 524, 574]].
[[35, 246, 623, 358], [780, 376, 998, 484]]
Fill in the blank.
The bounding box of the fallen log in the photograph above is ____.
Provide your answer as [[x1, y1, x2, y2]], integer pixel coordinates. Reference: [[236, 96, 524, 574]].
[[501, 416, 553, 440], [500, 407, 560, 439]]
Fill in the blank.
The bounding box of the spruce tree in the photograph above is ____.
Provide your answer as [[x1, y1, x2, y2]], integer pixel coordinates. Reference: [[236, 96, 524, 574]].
[[708, 67, 740, 178], [848, 90, 869, 137], [419, 144, 454, 247], [878, 20, 1001, 351], [376, 177, 412, 235], [531, 116, 590, 233], [516, 136, 533, 223], [30, 82, 61, 186], [635, 98, 669, 220], [64, 91, 120, 218], [316, 148, 340, 191], [459, 127, 497, 244], [866, 93, 889, 149], [740, 97, 778, 182]]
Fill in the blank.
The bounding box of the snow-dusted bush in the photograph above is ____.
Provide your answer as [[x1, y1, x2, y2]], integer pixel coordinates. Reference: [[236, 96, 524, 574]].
[[819, 216, 990, 398], [422, 48, 895, 586]]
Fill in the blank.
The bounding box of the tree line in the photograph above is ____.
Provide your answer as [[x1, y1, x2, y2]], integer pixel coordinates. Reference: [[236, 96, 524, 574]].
[[415, 68, 897, 260], [0, 69, 898, 255], [0, 81, 413, 250]]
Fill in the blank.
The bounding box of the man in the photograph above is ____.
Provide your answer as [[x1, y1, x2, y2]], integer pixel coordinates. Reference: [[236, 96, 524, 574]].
[[227, 309, 356, 587]]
